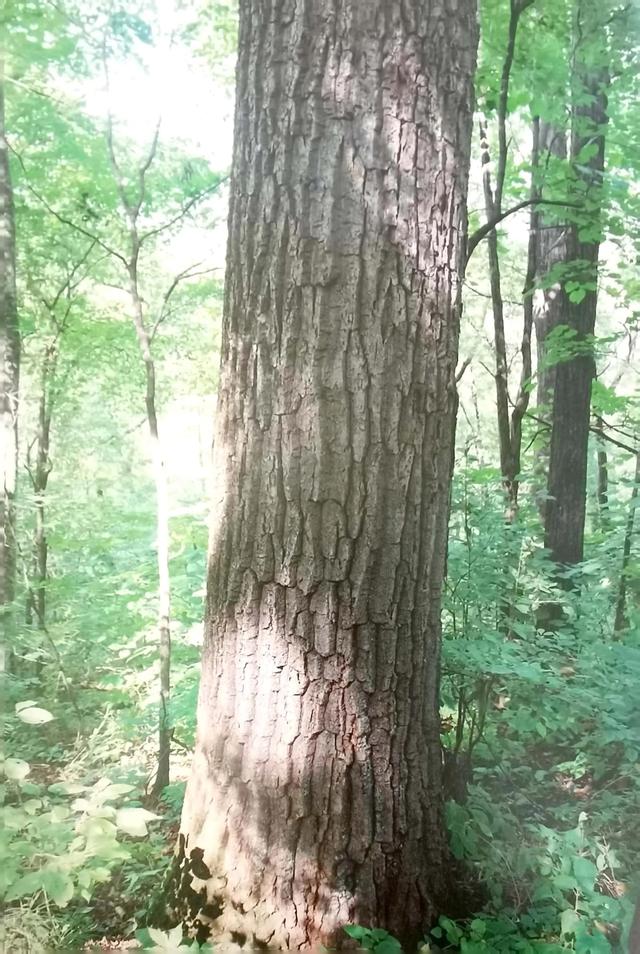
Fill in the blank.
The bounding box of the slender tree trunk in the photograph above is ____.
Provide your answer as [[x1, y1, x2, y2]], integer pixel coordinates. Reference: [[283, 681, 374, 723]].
[[531, 120, 569, 520], [175, 0, 477, 947], [0, 70, 19, 668], [613, 451, 640, 635], [544, 3, 608, 567], [26, 345, 55, 634], [593, 416, 609, 530], [128, 266, 171, 797], [533, 122, 569, 414], [478, 0, 534, 520]]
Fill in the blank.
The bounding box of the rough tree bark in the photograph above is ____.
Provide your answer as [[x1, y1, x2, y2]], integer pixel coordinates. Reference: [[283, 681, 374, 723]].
[[175, 0, 478, 948], [544, 1, 608, 567], [0, 69, 19, 664]]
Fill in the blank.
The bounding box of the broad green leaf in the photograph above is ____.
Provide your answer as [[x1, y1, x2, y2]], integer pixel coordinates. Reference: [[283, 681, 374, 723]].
[[16, 705, 54, 725], [41, 869, 75, 907], [560, 909, 580, 937], [572, 856, 598, 893], [375, 940, 403, 954], [3, 758, 31, 781], [115, 807, 160, 837]]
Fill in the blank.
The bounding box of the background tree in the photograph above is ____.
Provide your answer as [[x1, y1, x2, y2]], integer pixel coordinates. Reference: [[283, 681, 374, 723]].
[[542, 0, 609, 569], [0, 61, 19, 662]]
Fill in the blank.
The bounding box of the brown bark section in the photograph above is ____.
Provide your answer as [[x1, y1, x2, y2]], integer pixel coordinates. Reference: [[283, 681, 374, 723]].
[[613, 451, 640, 635], [544, 5, 608, 567], [177, 0, 477, 948], [593, 417, 609, 530], [533, 121, 569, 418], [0, 70, 19, 652]]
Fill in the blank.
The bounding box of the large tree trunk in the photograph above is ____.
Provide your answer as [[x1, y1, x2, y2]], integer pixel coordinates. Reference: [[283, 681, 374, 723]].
[[544, 5, 608, 568], [0, 70, 19, 662], [176, 0, 477, 948]]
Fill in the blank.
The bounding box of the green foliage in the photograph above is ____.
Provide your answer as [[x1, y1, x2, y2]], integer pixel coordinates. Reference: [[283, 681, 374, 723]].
[[441, 455, 640, 951], [343, 925, 403, 954], [3, 0, 639, 949], [0, 716, 159, 911], [136, 924, 215, 951]]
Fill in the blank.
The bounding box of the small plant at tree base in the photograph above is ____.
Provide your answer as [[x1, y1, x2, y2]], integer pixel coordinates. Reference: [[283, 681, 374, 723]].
[[343, 925, 403, 953], [136, 924, 215, 952]]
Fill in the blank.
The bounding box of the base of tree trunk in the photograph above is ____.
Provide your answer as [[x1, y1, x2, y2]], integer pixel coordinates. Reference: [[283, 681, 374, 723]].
[[158, 830, 482, 950]]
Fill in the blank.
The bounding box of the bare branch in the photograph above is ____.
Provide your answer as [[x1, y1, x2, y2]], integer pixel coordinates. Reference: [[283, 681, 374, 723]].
[[455, 357, 472, 383], [9, 146, 128, 266], [140, 177, 229, 246], [134, 117, 162, 219], [150, 264, 221, 340], [467, 197, 581, 262], [45, 240, 97, 314], [526, 409, 638, 456], [31, 187, 127, 266]]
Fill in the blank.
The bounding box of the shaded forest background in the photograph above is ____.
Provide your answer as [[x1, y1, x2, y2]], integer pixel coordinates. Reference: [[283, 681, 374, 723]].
[[1, 0, 639, 951]]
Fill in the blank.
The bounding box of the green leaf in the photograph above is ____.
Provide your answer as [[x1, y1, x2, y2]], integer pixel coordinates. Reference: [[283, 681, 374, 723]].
[[572, 856, 598, 893], [15, 705, 55, 725], [375, 939, 403, 954], [145, 924, 187, 951], [470, 919, 487, 938], [344, 925, 368, 940], [3, 758, 31, 781], [41, 869, 75, 907], [560, 909, 580, 938], [5, 871, 46, 902], [115, 807, 160, 837]]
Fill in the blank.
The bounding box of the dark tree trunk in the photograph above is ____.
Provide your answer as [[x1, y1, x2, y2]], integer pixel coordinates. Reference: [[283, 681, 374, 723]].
[[0, 71, 19, 659], [543, 1, 608, 567], [175, 0, 477, 947], [613, 451, 640, 635], [533, 121, 569, 415], [26, 345, 55, 633], [593, 416, 609, 530], [531, 120, 569, 520]]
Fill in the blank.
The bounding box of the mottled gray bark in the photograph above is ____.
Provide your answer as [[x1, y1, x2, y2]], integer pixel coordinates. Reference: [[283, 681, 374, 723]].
[[177, 0, 477, 948], [0, 71, 19, 652]]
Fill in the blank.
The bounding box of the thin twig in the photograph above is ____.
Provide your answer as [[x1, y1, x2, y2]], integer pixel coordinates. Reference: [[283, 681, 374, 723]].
[[139, 178, 229, 246]]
